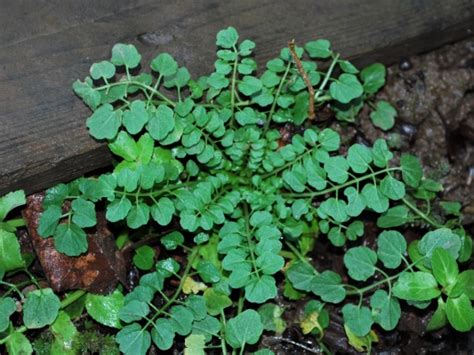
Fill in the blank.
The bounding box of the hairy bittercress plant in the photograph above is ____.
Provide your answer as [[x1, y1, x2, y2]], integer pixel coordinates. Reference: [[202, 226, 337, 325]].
[[0, 27, 470, 354]]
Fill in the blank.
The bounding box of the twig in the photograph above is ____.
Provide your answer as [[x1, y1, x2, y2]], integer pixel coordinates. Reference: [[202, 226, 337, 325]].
[[288, 39, 315, 120], [273, 336, 322, 354]]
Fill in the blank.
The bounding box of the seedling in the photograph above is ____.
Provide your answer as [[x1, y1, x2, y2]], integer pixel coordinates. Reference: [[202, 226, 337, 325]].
[[0, 27, 471, 354]]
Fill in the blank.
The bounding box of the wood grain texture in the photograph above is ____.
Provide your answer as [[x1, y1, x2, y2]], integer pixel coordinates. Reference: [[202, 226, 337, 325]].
[[1, 0, 473, 195]]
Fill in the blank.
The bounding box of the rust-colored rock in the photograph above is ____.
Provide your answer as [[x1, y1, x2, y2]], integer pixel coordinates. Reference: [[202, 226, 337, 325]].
[[23, 193, 126, 294]]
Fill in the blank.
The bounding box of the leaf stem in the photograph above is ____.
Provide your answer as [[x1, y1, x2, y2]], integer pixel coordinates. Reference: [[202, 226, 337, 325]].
[[283, 167, 400, 198], [314, 53, 340, 102], [401, 197, 443, 228], [264, 61, 292, 133]]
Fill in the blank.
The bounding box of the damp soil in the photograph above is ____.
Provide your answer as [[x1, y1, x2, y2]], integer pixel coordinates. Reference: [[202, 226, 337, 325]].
[[262, 37, 474, 354]]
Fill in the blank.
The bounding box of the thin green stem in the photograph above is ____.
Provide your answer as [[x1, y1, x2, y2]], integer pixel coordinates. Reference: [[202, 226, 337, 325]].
[[96, 80, 175, 107], [229, 46, 239, 126], [264, 61, 292, 132], [402, 197, 443, 228], [283, 167, 400, 198], [61, 290, 86, 308], [243, 203, 259, 279], [285, 241, 317, 273], [314, 53, 340, 101]]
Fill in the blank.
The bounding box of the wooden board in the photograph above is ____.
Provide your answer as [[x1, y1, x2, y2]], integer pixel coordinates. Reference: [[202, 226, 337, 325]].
[[1, 0, 473, 195]]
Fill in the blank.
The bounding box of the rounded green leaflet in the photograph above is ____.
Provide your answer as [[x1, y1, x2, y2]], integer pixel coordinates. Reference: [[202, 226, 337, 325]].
[[347, 143, 372, 174], [169, 305, 194, 336], [123, 101, 149, 135], [160, 231, 184, 250], [377, 205, 409, 228], [239, 39, 256, 56], [6, 332, 33, 355], [216, 26, 239, 48], [370, 290, 401, 331], [316, 140, 334, 159], [392, 272, 441, 301], [126, 202, 150, 229], [73, 79, 101, 110], [116, 323, 151, 355], [318, 197, 348, 223], [328, 227, 345, 247], [371, 139, 393, 168], [0, 230, 25, 272], [329, 74, 363, 104], [427, 297, 448, 331], [225, 309, 263, 349], [431, 248, 459, 287], [346, 220, 364, 241], [344, 187, 366, 217], [207, 72, 229, 90], [235, 107, 258, 125], [151, 52, 178, 76], [133, 245, 156, 270], [377, 230, 407, 269], [50, 311, 78, 353], [85, 289, 124, 329], [106, 197, 132, 222], [111, 43, 141, 69], [151, 318, 175, 350], [291, 199, 309, 220], [119, 300, 150, 323], [361, 183, 389, 213], [147, 104, 175, 141], [344, 246, 378, 281], [54, 223, 88, 256], [338, 60, 359, 74], [238, 76, 263, 97], [86, 104, 122, 140], [287, 260, 318, 292], [245, 275, 278, 303], [71, 198, 96, 228], [370, 100, 396, 131], [204, 288, 232, 316], [311, 270, 346, 303], [324, 156, 349, 184], [360, 63, 386, 94], [342, 304, 373, 337], [256, 252, 284, 275], [108, 131, 139, 162], [418, 228, 461, 267], [0, 297, 16, 332], [379, 175, 405, 201], [151, 197, 175, 226], [400, 154, 423, 188], [38, 205, 62, 237], [450, 270, 474, 299], [23, 288, 61, 329], [446, 293, 473, 332], [304, 39, 332, 58], [89, 60, 115, 80]]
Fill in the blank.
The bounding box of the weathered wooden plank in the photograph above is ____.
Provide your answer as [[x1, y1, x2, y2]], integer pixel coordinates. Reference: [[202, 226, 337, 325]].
[[1, 0, 473, 195]]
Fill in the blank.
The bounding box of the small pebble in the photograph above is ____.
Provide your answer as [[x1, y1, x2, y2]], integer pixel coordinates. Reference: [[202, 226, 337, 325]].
[[399, 58, 413, 71]]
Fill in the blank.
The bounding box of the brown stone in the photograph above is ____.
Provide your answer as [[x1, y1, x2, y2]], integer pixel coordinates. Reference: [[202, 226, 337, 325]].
[[23, 193, 126, 294]]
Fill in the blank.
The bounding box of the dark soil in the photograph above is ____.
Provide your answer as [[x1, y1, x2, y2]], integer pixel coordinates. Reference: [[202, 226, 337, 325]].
[[264, 38, 474, 354]]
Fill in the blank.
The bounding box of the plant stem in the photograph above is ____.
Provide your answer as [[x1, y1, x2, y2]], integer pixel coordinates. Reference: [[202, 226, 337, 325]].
[[285, 241, 317, 272], [402, 197, 443, 228], [314, 53, 340, 102], [243, 203, 259, 279], [96, 80, 175, 107], [264, 61, 292, 133], [283, 167, 400, 198], [229, 46, 239, 126]]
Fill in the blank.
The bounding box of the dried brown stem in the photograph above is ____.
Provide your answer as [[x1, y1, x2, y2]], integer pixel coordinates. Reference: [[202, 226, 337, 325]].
[[288, 39, 315, 120]]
